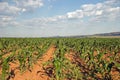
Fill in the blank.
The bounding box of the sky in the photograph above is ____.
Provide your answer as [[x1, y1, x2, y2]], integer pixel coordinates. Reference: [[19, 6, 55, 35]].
[[0, 0, 120, 37]]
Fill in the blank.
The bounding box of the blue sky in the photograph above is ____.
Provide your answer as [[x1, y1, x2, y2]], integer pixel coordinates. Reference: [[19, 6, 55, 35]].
[[0, 0, 120, 37]]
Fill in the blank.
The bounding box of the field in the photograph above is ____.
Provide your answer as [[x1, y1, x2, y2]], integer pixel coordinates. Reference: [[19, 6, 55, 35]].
[[0, 38, 120, 80]]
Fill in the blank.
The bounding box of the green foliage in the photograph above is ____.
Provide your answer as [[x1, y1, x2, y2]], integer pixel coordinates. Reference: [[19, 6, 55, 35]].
[[1, 57, 10, 80], [0, 38, 120, 80]]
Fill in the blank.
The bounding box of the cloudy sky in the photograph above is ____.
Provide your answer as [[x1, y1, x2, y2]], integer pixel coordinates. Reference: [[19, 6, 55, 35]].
[[0, 0, 120, 37]]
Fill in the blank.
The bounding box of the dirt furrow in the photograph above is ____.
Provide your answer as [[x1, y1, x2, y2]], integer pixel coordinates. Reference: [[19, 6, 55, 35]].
[[9, 45, 56, 80]]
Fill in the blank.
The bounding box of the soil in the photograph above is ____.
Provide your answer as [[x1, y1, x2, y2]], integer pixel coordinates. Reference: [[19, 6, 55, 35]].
[[2, 52, 13, 58], [65, 51, 120, 80], [0, 46, 120, 80], [7, 45, 56, 80]]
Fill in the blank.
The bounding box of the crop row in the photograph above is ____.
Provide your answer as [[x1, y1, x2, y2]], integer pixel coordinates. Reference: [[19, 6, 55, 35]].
[[0, 38, 120, 80]]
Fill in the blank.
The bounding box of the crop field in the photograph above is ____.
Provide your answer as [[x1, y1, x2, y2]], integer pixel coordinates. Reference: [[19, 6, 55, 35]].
[[0, 38, 120, 80]]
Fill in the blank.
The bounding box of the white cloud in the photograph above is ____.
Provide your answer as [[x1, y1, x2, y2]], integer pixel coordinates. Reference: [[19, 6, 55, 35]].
[[41, 0, 119, 22], [67, 10, 84, 19], [96, 3, 103, 9], [14, 0, 43, 12], [2, 16, 13, 22], [0, 0, 44, 15], [104, 0, 120, 5], [0, 0, 44, 28], [22, 0, 120, 27], [0, 2, 21, 16], [0, 0, 120, 31], [22, 8, 27, 12], [64, 0, 120, 22], [95, 10, 103, 16], [0, 17, 21, 27], [81, 4, 95, 11], [107, 7, 120, 12]]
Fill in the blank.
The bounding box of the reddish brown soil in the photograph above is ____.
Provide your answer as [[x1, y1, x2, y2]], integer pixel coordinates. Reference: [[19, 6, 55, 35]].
[[65, 51, 120, 80], [2, 49, 21, 59], [8, 45, 56, 80], [1, 47, 120, 80], [2, 52, 13, 58], [65, 51, 74, 62]]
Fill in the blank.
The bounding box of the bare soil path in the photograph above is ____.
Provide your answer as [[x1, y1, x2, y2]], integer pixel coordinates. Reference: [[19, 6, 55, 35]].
[[9, 45, 56, 80]]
